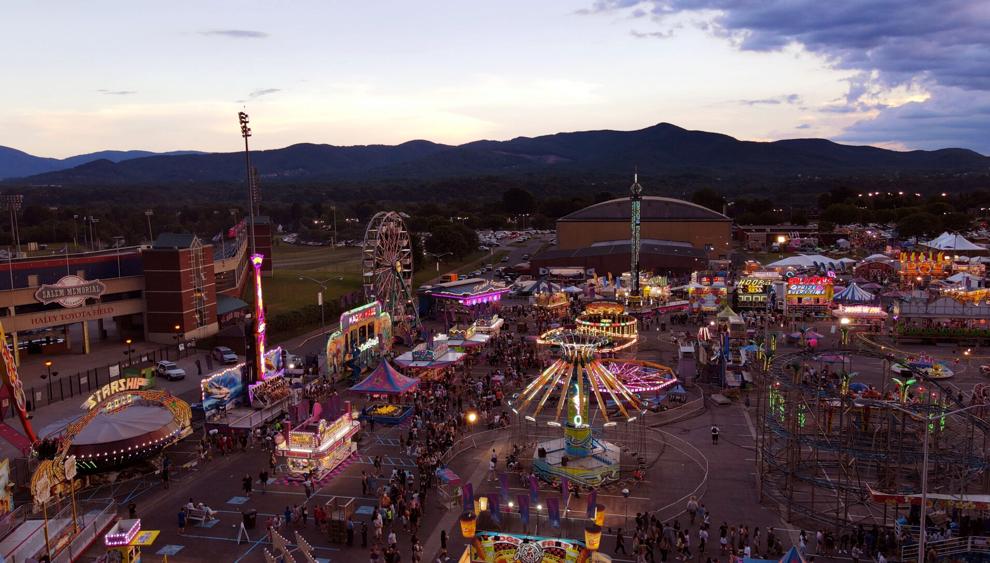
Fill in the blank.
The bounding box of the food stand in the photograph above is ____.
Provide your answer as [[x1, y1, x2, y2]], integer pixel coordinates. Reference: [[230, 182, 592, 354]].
[[104, 519, 159, 563], [277, 403, 360, 479]]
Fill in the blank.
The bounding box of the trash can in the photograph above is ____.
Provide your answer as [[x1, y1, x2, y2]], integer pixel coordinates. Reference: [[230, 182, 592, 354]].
[[243, 509, 258, 530]]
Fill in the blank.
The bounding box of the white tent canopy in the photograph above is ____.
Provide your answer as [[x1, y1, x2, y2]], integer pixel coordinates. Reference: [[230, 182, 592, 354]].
[[765, 254, 856, 269], [946, 272, 983, 286], [923, 232, 985, 251]]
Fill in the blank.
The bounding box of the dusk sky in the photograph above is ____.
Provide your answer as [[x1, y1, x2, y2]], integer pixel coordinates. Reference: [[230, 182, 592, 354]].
[[3, 0, 988, 157]]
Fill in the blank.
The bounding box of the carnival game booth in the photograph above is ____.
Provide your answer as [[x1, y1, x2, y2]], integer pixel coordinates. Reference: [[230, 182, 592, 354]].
[[394, 334, 467, 376], [350, 360, 418, 425], [422, 278, 511, 327], [474, 315, 504, 336], [326, 301, 393, 377], [831, 282, 886, 331], [899, 250, 952, 286], [784, 276, 833, 318], [734, 278, 774, 310], [533, 289, 571, 319], [893, 293, 990, 344], [687, 281, 727, 314], [447, 323, 492, 352], [103, 518, 159, 563], [456, 531, 604, 563], [276, 401, 360, 480]]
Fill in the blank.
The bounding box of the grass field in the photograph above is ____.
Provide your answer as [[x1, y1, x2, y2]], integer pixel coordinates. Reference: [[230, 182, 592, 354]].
[[266, 245, 363, 314], [266, 245, 509, 316]]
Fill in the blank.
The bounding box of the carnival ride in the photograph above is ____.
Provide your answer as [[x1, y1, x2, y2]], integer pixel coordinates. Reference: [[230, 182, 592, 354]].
[[600, 359, 677, 397], [758, 349, 990, 530], [510, 331, 645, 486], [538, 301, 638, 353], [362, 211, 420, 340]]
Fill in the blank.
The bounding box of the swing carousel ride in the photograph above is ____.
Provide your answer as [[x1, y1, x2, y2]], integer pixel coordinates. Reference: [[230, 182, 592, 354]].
[[509, 331, 646, 486]]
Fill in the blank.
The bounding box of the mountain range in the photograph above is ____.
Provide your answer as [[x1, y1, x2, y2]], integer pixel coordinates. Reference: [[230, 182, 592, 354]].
[[0, 147, 203, 180], [3, 123, 988, 185]]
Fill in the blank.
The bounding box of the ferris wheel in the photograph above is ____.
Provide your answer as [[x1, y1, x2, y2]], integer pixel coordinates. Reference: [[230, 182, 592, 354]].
[[362, 211, 420, 335]]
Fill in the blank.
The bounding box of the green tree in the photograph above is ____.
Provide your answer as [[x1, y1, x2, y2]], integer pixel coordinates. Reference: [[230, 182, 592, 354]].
[[425, 223, 478, 259], [821, 203, 861, 225], [897, 212, 942, 238], [502, 188, 536, 216]]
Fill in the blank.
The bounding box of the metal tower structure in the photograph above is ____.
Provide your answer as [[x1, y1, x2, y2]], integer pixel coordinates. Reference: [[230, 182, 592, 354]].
[[629, 172, 643, 296]]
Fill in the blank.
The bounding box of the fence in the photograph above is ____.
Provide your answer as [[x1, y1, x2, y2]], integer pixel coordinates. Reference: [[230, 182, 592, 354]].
[[2, 342, 199, 418], [902, 535, 990, 561]]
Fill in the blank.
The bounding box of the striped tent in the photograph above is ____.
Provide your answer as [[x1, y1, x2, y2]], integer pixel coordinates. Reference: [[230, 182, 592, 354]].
[[832, 282, 875, 304]]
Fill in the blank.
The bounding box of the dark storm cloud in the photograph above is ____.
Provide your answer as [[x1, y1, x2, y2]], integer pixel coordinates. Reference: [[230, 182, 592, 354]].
[[584, 0, 990, 151], [200, 29, 269, 39], [838, 88, 990, 154]]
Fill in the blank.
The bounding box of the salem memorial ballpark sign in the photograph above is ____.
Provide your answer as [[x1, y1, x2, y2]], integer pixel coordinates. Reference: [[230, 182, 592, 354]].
[[34, 276, 106, 308]]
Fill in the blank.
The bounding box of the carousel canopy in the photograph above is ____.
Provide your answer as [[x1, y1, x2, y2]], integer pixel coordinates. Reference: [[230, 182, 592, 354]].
[[350, 360, 419, 394], [832, 282, 875, 303], [923, 232, 985, 251]]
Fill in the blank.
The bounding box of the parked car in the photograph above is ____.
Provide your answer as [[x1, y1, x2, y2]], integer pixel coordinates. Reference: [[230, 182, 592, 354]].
[[156, 360, 186, 381], [212, 346, 238, 364], [285, 354, 305, 376]]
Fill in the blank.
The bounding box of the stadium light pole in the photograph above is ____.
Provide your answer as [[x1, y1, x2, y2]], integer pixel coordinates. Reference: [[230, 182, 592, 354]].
[[298, 276, 333, 328], [238, 112, 257, 258], [144, 210, 154, 242]]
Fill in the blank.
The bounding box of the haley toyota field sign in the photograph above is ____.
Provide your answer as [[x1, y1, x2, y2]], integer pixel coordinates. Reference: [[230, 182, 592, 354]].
[[34, 275, 106, 308]]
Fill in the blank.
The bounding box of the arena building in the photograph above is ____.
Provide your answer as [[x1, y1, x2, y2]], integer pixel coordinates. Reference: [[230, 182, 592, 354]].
[[532, 195, 731, 277], [0, 218, 272, 366]]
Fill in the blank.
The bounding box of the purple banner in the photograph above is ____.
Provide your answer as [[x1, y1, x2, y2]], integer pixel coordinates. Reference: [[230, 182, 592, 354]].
[[488, 493, 501, 525], [560, 476, 569, 501], [518, 494, 530, 527], [462, 482, 474, 513], [547, 497, 560, 529], [529, 474, 539, 504], [586, 489, 597, 519], [499, 473, 510, 504]]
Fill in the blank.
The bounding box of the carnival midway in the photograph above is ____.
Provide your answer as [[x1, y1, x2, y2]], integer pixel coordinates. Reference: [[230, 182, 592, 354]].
[[1, 116, 990, 563]]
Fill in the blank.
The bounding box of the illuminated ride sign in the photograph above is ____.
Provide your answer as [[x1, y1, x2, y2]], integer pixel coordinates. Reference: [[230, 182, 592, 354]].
[[34, 275, 106, 308], [341, 301, 382, 331], [786, 276, 832, 297], [736, 278, 771, 294], [81, 377, 150, 410]]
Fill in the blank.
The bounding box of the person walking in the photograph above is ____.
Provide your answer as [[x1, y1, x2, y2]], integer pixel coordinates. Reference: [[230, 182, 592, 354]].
[[260, 470, 269, 494], [242, 474, 253, 496], [616, 528, 628, 555], [686, 496, 699, 525], [178, 507, 187, 534], [711, 425, 720, 445]]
